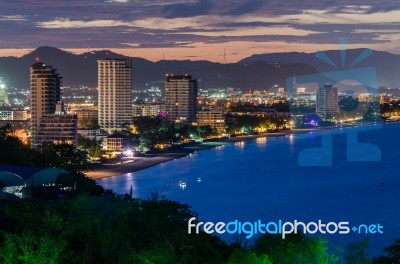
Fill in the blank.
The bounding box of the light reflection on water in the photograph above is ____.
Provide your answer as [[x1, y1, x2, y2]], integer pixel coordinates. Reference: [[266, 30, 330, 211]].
[[234, 141, 245, 149], [99, 124, 400, 255], [256, 137, 267, 145]]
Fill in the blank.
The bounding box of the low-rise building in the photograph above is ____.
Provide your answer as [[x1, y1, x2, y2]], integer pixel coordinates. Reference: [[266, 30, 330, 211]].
[[132, 103, 165, 117], [77, 129, 102, 140], [103, 134, 128, 153], [0, 110, 12, 120], [35, 113, 78, 149], [66, 103, 98, 129], [13, 110, 28, 121], [197, 107, 225, 134]]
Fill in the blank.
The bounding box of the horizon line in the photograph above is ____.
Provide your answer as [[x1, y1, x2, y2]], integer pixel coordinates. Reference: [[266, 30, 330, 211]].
[[0, 45, 397, 64]]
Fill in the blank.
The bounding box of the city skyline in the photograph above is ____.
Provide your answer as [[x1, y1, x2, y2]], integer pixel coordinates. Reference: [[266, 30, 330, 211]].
[[0, 1, 400, 62]]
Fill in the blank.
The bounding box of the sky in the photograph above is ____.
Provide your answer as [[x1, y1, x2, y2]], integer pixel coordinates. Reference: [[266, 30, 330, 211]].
[[1, 0, 400, 62]]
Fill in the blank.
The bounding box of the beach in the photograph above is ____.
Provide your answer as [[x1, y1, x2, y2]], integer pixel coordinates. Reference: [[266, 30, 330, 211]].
[[86, 154, 187, 180], [86, 130, 294, 179]]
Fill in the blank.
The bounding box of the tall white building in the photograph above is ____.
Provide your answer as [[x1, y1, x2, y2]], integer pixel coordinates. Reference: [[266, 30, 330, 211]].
[[98, 59, 132, 134], [316, 84, 339, 118], [0, 78, 9, 107]]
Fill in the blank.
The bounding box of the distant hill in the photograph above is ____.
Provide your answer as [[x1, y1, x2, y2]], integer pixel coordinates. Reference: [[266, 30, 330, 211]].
[[2, 46, 399, 92], [0, 46, 317, 91], [240, 49, 400, 88]]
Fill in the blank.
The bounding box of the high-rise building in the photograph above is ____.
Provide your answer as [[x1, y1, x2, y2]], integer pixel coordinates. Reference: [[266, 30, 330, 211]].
[[30, 62, 62, 148], [164, 74, 198, 123], [316, 84, 339, 118], [0, 78, 9, 107], [98, 59, 132, 134]]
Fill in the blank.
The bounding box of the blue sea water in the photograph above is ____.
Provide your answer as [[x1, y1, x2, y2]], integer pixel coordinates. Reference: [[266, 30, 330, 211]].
[[99, 122, 400, 255]]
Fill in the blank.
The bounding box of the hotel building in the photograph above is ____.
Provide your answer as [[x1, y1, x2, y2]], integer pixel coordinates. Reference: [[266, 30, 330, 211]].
[[316, 84, 339, 118], [196, 107, 225, 134], [30, 62, 62, 148], [164, 74, 198, 123], [98, 59, 132, 134]]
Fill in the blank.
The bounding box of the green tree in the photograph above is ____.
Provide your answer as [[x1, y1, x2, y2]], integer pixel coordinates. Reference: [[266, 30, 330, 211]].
[[0, 233, 67, 264], [252, 233, 330, 264], [228, 249, 272, 264], [343, 238, 370, 264], [78, 137, 102, 158]]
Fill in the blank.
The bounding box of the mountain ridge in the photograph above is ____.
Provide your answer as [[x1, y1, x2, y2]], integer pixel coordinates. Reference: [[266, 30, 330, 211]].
[[0, 46, 399, 91], [0, 46, 318, 91]]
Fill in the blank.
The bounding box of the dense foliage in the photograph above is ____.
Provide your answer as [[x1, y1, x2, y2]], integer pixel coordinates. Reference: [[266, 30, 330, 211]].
[[0, 195, 329, 264], [225, 113, 287, 134], [0, 193, 397, 264], [130, 117, 215, 151]]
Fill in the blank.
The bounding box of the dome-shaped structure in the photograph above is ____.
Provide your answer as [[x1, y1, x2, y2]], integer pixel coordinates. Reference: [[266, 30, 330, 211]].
[[0, 171, 25, 187], [26, 168, 71, 186]]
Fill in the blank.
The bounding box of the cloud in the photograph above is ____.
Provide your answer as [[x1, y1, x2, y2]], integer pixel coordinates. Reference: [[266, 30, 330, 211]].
[[2, 0, 400, 60], [222, 0, 266, 16], [162, 0, 214, 18], [179, 26, 322, 37], [106, 0, 129, 2], [0, 15, 26, 21], [37, 19, 133, 29]]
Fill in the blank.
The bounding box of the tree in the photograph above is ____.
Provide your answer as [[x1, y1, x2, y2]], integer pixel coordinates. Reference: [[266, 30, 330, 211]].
[[78, 136, 102, 158], [343, 238, 370, 264], [39, 143, 90, 175], [0, 124, 37, 166], [0, 233, 67, 264], [35, 142, 102, 194], [228, 249, 272, 264], [372, 238, 400, 264], [252, 233, 330, 264]]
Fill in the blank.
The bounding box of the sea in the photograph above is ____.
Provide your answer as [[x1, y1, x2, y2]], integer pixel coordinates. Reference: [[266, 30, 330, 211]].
[[98, 122, 400, 256]]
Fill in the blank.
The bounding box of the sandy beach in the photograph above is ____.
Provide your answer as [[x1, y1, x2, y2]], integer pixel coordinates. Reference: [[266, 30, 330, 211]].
[[86, 154, 187, 180], [87, 130, 294, 180]]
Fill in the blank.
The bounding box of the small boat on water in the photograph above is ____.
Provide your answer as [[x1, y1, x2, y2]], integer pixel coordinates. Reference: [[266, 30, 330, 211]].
[[179, 181, 187, 189]]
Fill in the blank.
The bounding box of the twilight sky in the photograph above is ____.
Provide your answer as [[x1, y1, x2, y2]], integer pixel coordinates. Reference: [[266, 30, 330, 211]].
[[1, 0, 400, 62]]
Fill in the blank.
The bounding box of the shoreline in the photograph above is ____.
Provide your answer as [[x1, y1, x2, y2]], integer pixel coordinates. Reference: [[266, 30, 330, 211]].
[[87, 130, 294, 180], [88, 122, 382, 180]]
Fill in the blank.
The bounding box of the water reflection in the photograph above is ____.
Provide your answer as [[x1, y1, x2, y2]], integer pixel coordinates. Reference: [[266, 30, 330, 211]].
[[234, 141, 245, 149], [102, 173, 138, 196], [288, 134, 294, 144], [256, 137, 267, 145]]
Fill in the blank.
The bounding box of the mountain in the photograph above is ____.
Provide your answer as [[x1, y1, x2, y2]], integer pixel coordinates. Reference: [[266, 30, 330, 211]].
[[0, 46, 317, 91], [240, 49, 400, 88], [5, 46, 400, 92]]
